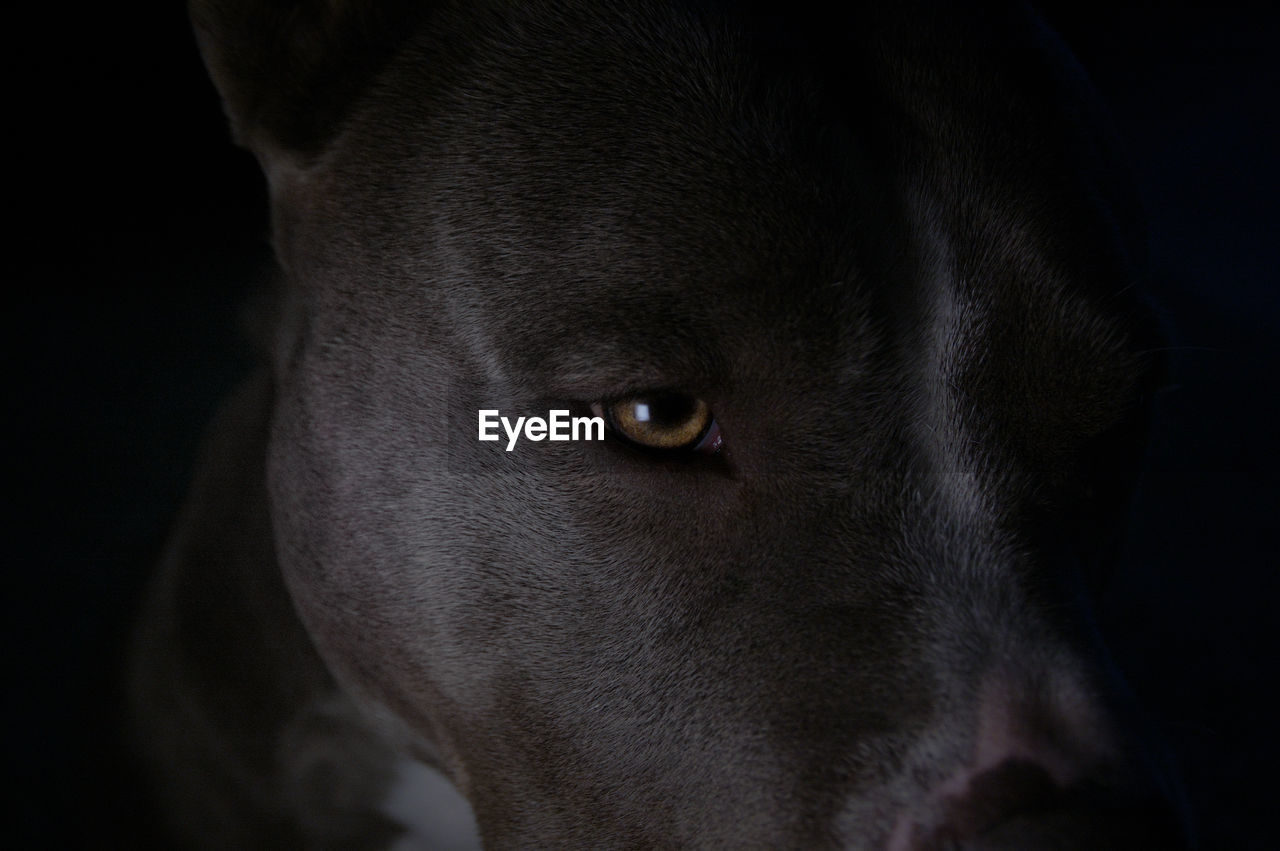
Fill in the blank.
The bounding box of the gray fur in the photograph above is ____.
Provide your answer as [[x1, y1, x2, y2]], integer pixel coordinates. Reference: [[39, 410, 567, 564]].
[[131, 1, 1185, 847]]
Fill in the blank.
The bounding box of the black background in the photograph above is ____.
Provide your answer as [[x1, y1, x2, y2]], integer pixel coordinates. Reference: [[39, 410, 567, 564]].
[[9, 3, 1277, 847]]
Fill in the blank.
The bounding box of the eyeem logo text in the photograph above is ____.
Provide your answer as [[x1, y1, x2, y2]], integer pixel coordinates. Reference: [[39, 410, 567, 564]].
[[478, 410, 605, 451]]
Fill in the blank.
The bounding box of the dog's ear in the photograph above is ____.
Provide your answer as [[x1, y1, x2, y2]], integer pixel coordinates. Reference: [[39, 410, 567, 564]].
[[189, 0, 423, 161]]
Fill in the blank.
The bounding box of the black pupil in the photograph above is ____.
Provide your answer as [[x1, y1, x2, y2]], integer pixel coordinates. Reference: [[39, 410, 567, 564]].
[[641, 393, 698, 428]]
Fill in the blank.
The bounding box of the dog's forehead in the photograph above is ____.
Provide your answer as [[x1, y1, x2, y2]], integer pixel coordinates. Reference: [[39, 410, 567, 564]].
[[295, 0, 1148, 416], [308, 4, 890, 380], [366, 4, 868, 271]]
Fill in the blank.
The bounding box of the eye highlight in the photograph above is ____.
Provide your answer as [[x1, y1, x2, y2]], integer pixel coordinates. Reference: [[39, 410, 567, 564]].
[[592, 392, 723, 454]]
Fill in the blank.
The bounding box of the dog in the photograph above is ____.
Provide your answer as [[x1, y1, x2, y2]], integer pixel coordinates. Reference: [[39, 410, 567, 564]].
[[129, 1, 1189, 847]]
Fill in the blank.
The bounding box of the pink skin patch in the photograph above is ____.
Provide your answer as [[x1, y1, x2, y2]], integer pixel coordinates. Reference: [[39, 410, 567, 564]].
[[694, 419, 723, 453]]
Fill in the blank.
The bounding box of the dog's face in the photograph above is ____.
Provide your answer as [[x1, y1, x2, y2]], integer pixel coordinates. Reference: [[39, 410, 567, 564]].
[[194, 1, 1179, 846]]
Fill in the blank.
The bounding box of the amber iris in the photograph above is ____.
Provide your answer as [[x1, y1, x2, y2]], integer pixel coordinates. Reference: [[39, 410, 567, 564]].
[[606, 393, 712, 449]]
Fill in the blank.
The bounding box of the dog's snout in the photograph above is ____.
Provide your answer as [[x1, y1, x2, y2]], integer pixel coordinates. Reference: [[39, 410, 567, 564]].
[[886, 674, 1188, 849], [907, 758, 1185, 849]]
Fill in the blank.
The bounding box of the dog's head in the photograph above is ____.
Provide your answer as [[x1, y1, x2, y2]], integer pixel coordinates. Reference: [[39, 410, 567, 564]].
[[193, 0, 1183, 846]]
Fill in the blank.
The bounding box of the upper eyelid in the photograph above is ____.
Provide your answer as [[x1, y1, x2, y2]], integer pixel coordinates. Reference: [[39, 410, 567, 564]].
[[537, 341, 727, 399], [591, 390, 708, 413], [587, 383, 722, 408]]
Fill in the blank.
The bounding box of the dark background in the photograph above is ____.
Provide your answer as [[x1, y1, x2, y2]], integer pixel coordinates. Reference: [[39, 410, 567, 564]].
[[9, 3, 1277, 847]]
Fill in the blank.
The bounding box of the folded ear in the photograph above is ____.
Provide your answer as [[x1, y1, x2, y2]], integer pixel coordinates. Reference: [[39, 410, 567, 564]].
[[189, 0, 423, 161]]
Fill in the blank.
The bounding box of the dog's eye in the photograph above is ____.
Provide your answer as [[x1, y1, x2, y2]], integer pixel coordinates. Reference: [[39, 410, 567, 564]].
[[592, 393, 723, 453]]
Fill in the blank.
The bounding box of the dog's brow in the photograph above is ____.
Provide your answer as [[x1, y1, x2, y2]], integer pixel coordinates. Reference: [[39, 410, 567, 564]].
[[540, 361, 724, 401], [527, 342, 727, 400]]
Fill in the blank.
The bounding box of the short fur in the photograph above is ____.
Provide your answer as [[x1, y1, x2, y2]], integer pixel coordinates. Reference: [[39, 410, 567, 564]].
[[131, 1, 1185, 847]]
